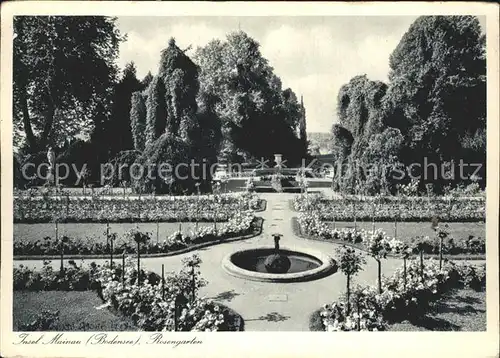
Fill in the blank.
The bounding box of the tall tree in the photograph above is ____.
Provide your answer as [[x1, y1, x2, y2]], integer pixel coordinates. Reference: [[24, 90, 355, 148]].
[[13, 16, 122, 153], [298, 95, 308, 154], [130, 92, 147, 152], [159, 38, 199, 142], [144, 76, 167, 147], [194, 31, 305, 163], [336, 75, 387, 159], [129, 38, 203, 194], [141, 71, 154, 89], [386, 16, 486, 167], [109, 62, 143, 155]]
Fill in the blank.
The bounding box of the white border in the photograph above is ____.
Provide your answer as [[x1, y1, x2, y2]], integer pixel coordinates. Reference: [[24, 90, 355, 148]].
[[1, 2, 499, 358]]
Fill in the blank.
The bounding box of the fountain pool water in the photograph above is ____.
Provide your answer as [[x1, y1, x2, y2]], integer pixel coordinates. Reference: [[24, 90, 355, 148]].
[[221, 235, 337, 283], [233, 248, 322, 273]]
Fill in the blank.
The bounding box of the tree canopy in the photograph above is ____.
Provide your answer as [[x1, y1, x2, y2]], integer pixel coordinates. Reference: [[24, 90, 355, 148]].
[[13, 16, 122, 153], [194, 31, 306, 163], [331, 15, 486, 193]]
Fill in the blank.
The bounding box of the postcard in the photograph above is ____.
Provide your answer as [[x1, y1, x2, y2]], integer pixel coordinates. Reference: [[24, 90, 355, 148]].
[[1, 2, 499, 357]]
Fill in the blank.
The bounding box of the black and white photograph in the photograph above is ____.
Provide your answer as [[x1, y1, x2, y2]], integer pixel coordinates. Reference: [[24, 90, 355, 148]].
[[1, 2, 499, 358]]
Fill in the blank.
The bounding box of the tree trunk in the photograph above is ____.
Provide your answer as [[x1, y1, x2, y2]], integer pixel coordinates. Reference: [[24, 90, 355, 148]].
[[377, 259, 382, 294], [372, 200, 376, 234], [19, 88, 38, 152], [353, 199, 357, 233], [39, 101, 55, 149], [403, 257, 407, 290], [156, 221, 159, 244]]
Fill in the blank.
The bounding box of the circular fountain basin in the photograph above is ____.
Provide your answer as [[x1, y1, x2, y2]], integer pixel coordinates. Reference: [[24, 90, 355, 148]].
[[222, 247, 337, 282]]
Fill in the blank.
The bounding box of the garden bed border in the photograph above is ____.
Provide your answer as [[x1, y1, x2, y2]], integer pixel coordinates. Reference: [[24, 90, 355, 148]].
[[14, 217, 263, 261], [291, 217, 485, 261]]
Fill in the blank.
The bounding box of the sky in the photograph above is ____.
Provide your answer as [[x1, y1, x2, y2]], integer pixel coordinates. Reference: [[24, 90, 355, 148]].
[[116, 16, 485, 133]]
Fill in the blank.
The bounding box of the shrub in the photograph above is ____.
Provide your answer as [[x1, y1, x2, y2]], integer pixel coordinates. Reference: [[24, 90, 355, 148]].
[[297, 211, 486, 256], [19, 310, 60, 331], [14, 191, 261, 223], [317, 259, 486, 331], [293, 193, 485, 222], [97, 255, 225, 331], [14, 213, 257, 256], [13, 260, 100, 291]]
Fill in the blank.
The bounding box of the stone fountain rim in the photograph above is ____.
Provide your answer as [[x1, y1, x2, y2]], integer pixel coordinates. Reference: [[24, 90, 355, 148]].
[[221, 246, 337, 283]]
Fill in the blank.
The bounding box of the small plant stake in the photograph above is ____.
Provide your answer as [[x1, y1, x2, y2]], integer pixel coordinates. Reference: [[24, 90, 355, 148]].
[[106, 222, 110, 263], [402, 244, 410, 290], [174, 294, 182, 331], [161, 264, 165, 300], [122, 252, 126, 287], [353, 197, 357, 234], [419, 244, 425, 282], [356, 297, 361, 331], [372, 198, 376, 235], [156, 221, 159, 245], [110, 233, 114, 269], [137, 242, 141, 286], [191, 264, 196, 302]]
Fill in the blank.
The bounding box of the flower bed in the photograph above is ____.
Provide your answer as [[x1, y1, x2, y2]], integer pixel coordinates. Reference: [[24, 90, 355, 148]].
[[295, 212, 485, 256], [14, 260, 100, 291], [293, 194, 485, 222], [14, 212, 260, 257], [315, 260, 485, 331], [14, 255, 243, 331], [14, 191, 264, 223]]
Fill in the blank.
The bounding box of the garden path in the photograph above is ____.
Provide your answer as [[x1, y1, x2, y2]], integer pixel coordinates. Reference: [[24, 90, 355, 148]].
[[16, 193, 406, 331]]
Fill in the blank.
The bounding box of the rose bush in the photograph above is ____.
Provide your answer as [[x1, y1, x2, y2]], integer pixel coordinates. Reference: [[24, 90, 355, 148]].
[[14, 191, 263, 223], [13, 260, 100, 291], [14, 212, 258, 256], [96, 255, 228, 331], [14, 255, 237, 331], [318, 260, 486, 331], [293, 193, 485, 222], [297, 211, 485, 256]]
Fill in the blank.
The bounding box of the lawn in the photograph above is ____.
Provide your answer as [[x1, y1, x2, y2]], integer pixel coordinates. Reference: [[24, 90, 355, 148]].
[[13, 291, 137, 331], [14, 222, 215, 245], [13, 290, 244, 331], [388, 288, 486, 331], [326, 221, 485, 244]]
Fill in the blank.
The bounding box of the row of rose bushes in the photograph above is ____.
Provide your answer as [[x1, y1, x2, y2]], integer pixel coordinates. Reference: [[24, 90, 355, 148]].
[[296, 212, 485, 255], [14, 255, 236, 331], [14, 191, 263, 223], [14, 212, 258, 256], [293, 194, 485, 222], [317, 259, 486, 331]]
